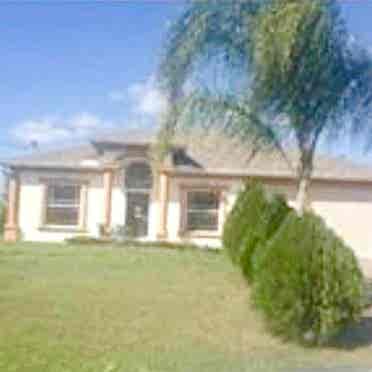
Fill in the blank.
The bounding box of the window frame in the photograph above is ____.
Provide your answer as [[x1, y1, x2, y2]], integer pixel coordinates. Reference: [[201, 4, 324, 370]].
[[40, 179, 88, 231], [124, 161, 153, 193], [122, 160, 153, 237], [180, 186, 226, 237]]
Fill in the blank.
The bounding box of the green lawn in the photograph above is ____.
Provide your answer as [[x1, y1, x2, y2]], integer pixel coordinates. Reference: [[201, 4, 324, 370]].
[[0, 243, 371, 372]]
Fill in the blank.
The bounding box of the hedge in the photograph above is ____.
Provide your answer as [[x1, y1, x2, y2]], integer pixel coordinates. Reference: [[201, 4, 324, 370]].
[[223, 180, 290, 281], [252, 211, 364, 345]]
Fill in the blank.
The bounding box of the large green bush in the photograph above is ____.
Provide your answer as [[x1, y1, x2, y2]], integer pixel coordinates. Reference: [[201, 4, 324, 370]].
[[252, 211, 364, 345], [222, 179, 254, 265], [223, 180, 290, 281]]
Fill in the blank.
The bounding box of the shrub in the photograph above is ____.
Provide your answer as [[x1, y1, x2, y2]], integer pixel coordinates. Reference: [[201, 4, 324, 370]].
[[111, 224, 136, 241], [117, 240, 211, 251], [65, 236, 113, 245], [64, 236, 214, 252], [240, 192, 290, 281], [223, 180, 266, 264], [252, 211, 364, 345], [223, 180, 290, 281]]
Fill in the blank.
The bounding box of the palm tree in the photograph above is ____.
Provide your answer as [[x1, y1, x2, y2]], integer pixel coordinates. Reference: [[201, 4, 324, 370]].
[[158, 0, 372, 213]]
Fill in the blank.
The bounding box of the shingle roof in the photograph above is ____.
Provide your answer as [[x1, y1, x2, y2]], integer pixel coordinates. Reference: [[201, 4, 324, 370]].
[[1, 129, 156, 170], [3, 129, 372, 183], [2, 144, 102, 170], [167, 131, 372, 182]]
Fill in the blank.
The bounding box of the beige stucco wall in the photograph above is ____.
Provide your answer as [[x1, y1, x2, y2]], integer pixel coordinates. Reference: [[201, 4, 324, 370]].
[[15, 168, 372, 259], [264, 178, 372, 259], [111, 172, 126, 228], [310, 181, 372, 259], [17, 168, 159, 242], [110, 170, 158, 240], [165, 176, 296, 248], [18, 170, 105, 242], [165, 176, 241, 248], [165, 175, 372, 259]]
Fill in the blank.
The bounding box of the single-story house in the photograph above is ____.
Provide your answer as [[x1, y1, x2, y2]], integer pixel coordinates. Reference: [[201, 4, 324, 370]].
[[2, 129, 372, 259]]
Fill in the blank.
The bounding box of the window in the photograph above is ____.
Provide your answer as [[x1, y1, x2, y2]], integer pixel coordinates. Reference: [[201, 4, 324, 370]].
[[124, 162, 152, 237], [45, 184, 81, 226], [186, 191, 220, 231], [125, 162, 152, 191]]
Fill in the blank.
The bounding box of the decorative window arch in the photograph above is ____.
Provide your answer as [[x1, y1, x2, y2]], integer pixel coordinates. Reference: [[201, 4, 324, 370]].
[[124, 161, 153, 191]]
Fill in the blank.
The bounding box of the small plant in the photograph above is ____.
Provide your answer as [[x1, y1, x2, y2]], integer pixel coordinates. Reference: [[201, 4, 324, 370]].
[[97, 224, 106, 238], [252, 211, 364, 345], [65, 236, 113, 245], [111, 224, 136, 242], [116, 240, 208, 251]]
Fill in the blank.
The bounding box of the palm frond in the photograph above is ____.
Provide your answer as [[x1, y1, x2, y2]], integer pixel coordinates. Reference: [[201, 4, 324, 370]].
[[159, 0, 260, 100], [163, 92, 293, 170]]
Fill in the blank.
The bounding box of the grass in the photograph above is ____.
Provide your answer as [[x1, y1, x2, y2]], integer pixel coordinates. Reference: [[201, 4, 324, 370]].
[[0, 242, 372, 372]]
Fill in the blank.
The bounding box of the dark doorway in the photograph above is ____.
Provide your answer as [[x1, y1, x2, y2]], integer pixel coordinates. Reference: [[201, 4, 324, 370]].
[[126, 192, 149, 237]]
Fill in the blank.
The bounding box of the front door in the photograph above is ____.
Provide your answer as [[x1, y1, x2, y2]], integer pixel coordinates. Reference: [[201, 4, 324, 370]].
[[126, 193, 149, 237]]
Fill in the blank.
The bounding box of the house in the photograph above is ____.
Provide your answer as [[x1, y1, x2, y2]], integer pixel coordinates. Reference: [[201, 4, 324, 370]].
[[2, 129, 372, 259]]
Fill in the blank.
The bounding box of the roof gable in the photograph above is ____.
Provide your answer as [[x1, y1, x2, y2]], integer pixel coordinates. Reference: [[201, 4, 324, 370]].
[[3, 129, 372, 183]]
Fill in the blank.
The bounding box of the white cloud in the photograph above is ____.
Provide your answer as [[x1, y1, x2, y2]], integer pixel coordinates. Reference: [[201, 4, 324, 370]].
[[109, 76, 168, 118], [141, 89, 167, 116], [11, 117, 70, 145], [11, 113, 115, 146]]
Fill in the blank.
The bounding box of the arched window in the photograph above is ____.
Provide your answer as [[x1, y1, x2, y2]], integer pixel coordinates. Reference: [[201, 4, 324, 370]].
[[124, 162, 152, 237], [125, 162, 152, 191]]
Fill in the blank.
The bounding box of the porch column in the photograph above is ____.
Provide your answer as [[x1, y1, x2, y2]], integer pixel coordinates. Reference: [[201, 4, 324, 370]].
[[103, 169, 114, 235], [4, 171, 20, 242], [157, 171, 169, 239]]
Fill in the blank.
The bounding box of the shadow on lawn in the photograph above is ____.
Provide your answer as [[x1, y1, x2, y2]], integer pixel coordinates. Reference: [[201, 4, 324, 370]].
[[332, 316, 372, 349], [330, 279, 372, 349]]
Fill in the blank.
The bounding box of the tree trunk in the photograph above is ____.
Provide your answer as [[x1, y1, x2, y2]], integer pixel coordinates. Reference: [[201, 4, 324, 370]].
[[296, 147, 314, 215], [296, 170, 312, 215]]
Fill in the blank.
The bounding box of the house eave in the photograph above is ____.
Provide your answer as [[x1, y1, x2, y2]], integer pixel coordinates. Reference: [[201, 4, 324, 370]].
[[0, 163, 115, 173], [161, 167, 372, 185], [3, 162, 372, 185]]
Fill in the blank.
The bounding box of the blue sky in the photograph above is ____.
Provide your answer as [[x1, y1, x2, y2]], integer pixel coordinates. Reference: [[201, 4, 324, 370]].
[[0, 1, 371, 162]]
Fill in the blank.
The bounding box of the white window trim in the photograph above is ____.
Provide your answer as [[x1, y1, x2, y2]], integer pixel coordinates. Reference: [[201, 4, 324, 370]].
[[39, 179, 88, 231], [180, 186, 226, 237]]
